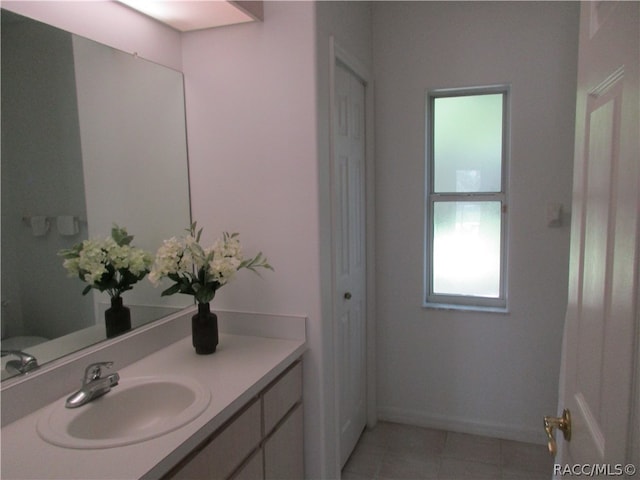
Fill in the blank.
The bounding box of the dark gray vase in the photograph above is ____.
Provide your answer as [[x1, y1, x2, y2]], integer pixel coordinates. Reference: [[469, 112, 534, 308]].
[[192, 302, 218, 354], [105, 296, 131, 338]]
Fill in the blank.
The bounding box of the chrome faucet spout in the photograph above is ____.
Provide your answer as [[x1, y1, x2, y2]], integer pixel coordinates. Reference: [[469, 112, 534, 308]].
[[1, 350, 39, 374], [65, 361, 120, 408]]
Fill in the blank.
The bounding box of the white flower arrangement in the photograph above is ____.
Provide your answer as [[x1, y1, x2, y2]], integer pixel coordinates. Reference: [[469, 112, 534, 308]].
[[149, 223, 272, 305], [59, 225, 153, 298]]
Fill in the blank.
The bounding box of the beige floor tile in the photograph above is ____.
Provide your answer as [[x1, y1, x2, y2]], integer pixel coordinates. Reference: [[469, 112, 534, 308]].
[[442, 432, 501, 465], [357, 426, 393, 452], [341, 422, 549, 480], [500, 467, 551, 480], [501, 439, 553, 474], [342, 470, 375, 480], [384, 424, 447, 457], [343, 447, 383, 478], [438, 458, 501, 479], [378, 451, 440, 479]]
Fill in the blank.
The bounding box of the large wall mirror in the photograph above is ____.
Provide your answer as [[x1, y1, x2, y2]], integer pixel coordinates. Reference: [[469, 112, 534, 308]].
[[1, 10, 192, 381]]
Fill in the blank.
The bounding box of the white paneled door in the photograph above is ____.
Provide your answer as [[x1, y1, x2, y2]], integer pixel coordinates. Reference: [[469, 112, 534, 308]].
[[333, 60, 367, 468], [553, 1, 639, 470]]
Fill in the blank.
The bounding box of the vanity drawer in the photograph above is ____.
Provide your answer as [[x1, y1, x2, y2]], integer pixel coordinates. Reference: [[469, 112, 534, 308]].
[[262, 361, 302, 435], [170, 398, 261, 480]]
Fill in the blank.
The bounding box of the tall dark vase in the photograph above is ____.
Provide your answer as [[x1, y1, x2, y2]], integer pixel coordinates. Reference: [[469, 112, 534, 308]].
[[192, 302, 218, 355], [105, 296, 131, 338]]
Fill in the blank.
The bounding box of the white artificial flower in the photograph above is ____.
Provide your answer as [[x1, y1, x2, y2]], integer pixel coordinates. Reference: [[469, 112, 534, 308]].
[[150, 237, 183, 280], [62, 257, 80, 275], [148, 223, 271, 304], [59, 225, 152, 297]]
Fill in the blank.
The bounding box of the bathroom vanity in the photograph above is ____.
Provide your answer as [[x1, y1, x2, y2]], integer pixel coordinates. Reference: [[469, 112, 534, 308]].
[[1, 313, 306, 480], [165, 360, 303, 480]]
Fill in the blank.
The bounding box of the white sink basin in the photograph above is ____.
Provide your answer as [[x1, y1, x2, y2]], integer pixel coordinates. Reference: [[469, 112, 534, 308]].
[[37, 375, 211, 449]]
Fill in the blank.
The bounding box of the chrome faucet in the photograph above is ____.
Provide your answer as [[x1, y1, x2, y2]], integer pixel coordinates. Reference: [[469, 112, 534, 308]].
[[1, 350, 39, 374], [65, 361, 120, 408]]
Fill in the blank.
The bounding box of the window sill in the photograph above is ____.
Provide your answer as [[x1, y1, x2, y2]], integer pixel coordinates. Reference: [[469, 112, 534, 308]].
[[422, 302, 509, 314]]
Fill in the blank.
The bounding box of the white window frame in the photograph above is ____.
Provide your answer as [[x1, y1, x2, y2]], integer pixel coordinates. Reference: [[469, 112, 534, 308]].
[[424, 85, 510, 311]]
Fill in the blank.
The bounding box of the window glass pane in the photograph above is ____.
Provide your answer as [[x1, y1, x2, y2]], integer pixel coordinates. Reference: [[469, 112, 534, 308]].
[[433, 94, 503, 193], [432, 201, 501, 298]]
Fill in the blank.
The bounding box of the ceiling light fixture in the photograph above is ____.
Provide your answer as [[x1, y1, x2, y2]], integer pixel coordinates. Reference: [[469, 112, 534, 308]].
[[117, 1, 262, 32]]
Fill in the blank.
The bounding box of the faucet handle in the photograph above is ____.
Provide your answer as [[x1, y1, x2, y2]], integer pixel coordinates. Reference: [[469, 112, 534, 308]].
[[1, 350, 39, 374], [83, 361, 114, 383]]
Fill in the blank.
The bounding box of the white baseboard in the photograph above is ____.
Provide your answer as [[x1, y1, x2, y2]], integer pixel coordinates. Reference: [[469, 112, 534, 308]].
[[377, 406, 546, 445]]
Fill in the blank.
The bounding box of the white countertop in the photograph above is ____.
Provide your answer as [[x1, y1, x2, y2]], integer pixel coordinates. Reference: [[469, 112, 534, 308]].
[[1, 333, 306, 480]]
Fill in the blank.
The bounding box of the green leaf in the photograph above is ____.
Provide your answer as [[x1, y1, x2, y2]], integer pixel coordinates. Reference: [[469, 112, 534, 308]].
[[111, 224, 134, 246], [82, 284, 93, 295], [58, 248, 76, 259], [167, 273, 182, 283], [188, 222, 203, 242], [161, 283, 183, 297], [195, 287, 216, 304], [240, 252, 274, 274], [58, 244, 82, 258]]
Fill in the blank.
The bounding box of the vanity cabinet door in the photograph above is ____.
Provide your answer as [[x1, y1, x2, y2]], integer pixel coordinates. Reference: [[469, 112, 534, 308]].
[[170, 399, 261, 480], [229, 448, 264, 480], [264, 404, 304, 480]]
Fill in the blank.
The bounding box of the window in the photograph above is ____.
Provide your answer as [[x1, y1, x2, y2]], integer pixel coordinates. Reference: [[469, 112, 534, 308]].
[[425, 86, 509, 309]]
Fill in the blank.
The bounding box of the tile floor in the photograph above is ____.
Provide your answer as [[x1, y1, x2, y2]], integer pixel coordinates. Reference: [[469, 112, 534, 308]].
[[341, 422, 553, 480]]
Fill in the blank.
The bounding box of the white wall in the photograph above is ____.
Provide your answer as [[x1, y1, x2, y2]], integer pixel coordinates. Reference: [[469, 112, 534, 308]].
[[182, 3, 374, 476], [181, 1, 317, 354], [373, 1, 579, 443], [180, 3, 330, 477]]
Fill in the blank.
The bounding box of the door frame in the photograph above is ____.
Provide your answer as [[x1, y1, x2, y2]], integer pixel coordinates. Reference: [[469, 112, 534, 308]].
[[328, 36, 377, 466]]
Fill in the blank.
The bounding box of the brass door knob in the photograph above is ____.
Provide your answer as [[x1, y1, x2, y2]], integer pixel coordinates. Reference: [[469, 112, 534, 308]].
[[544, 409, 571, 456]]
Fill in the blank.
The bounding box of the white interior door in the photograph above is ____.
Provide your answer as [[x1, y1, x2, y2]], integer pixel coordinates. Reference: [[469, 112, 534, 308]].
[[554, 1, 639, 470], [333, 60, 367, 468]]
